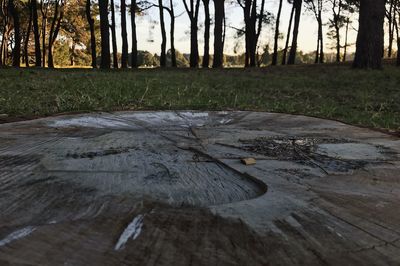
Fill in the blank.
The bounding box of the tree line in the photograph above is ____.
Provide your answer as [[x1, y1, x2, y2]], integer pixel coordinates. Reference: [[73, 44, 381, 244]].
[[0, 0, 399, 69]]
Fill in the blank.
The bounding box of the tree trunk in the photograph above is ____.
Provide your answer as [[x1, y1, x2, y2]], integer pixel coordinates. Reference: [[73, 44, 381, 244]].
[[9, 0, 21, 67], [248, 31, 257, 67], [189, 21, 199, 67], [242, 0, 251, 67], [31, 0, 41, 67], [222, 11, 226, 54], [272, 0, 283, 66], [248, 0, 259, 67], [353, 0, 385, 69], [51, 10, 63, 66], [318, 14, 324, 63], [48, 0, 61, 68], [131, 0, 138, 68], [42, 20, 46, 67], [397, 37, 400, 66], [343, 17, 349, 62], [183, 0, 200, 68], [99, 0, 111, 69], [238, 0, 264, 67], [395, 8, 399, 66], [0, 27, 2, 66], [287, 0, 302, 65], [110, 0, 118, 68], [121, 0, 128, 68], [332, 0, 341, 62], [282, 4, 295, 65], [335, 23, 340, 62], [212, 0, 224, 68], [158, 0, 167, 67], [1, 27, 8, 66], [0, 27, 3, 66], [388, 0, 394, 58], [315, 32, 320, 64], [86, 0, 97, 68], [40, 2, 48, 67], [1, 14, 9, 66], [24, 2, 33, 68], [244, 22, 250, 67], [202, 0, 210, 68], [169, 0, 177, 67]]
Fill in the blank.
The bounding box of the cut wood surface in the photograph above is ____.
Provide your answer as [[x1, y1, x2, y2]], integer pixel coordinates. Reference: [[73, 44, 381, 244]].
[[0, 111, 399, 265]]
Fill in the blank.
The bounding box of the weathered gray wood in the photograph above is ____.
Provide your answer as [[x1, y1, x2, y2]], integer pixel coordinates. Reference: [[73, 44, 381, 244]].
[[0, 111, 399, 265]]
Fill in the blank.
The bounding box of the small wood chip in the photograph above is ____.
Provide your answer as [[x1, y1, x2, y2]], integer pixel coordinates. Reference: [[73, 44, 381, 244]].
[[241, 158, 256, 165]]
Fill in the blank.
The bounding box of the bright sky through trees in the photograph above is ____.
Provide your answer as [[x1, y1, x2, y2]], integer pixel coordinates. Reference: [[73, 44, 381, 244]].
[[111, 0, 358, 55]]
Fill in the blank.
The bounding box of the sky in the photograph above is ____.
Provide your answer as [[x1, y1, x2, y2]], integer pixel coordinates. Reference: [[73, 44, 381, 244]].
[[111, 0, 360, 56]]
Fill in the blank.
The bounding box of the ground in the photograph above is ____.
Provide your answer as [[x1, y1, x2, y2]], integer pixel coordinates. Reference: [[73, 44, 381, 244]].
[[0, 64, 399, 132], [0, 111, 399, 265]]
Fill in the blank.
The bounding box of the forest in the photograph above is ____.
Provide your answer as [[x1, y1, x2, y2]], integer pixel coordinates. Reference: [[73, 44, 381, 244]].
[[0, 0, 398, 69]]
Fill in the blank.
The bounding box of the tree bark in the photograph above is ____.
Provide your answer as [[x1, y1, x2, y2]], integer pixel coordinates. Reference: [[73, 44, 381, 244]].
[[397, 37, 400, 66], [1, 27, 9, 66], [24, 1, 33, 67], [169, 0, 177, 67], [1, 5, 10, 66], [331, 0, 342, 62], [131, 0, 138, 68], [40, 1, 48, 67], [31, 0, 41, 67], [202, 0, 210, 68], [334, 21, 340, 62], [110, 0, 118, 68], [387, 0, 394, 58], [394, 6, 399, 66], [121, 0, 128, 68], [308, 1, 323, 64], [343, 17, 349, 62], [241, 0, 256, 67], [315, 28, 320, 64], [0, 21, 2, 66], [99, 0, 111, 69], [252, 0, 265, 67], [86, 0, 97, 68], [0, 24, 3, 66], [158, 0, 167, 67], [317, 12, 324, 63], [272, 0, 283, 66], [353, 0, 385, 69], [182, 0, 200, 67], [213, 0, 224, 68], [9, 0, 21, 67], [248, 0, 256, 67], [287, 0, 302, 65], [282, 3, 295, 65], [189, 21, 199, 67], [48, 0, 63, 68]]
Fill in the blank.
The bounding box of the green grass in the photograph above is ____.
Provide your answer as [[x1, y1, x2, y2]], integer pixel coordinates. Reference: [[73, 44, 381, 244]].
[[1, 64, 399, 131]]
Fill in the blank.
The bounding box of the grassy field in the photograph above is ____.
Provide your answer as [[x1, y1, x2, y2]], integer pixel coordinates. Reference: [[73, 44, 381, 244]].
[[0, 64, 399, 132]]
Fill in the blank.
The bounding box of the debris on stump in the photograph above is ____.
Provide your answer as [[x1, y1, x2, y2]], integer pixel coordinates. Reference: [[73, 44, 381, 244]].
[[241, 158, 256, 165]]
